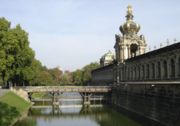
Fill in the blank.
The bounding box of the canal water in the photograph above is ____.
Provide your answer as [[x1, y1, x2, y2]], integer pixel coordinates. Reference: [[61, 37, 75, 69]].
[[14, 93, 163, 126]]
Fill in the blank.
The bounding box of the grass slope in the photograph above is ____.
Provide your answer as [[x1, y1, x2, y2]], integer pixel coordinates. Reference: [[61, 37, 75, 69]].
[[0, 91, 31, 126]]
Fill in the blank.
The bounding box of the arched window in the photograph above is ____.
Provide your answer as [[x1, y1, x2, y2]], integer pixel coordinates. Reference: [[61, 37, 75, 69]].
[[142, 65, 145, 80], [157, 62, 161, 78], [179, 57, 180, 76], [163, 60, 167, 78], [130, 44, 138, 57], [138, 66, 140, 80], [146, 64, 150, 79], [170, 59, 175, 78], [135, 67, 137, 80], [152, 63, 155, 79], [131, 67, 133, 80], [128, 67, 130, 80]]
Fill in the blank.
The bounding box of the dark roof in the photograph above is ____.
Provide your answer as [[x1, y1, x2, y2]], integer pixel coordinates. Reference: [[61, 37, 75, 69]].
[[126, 42, 180, 62], [91, 63, 114, 73]]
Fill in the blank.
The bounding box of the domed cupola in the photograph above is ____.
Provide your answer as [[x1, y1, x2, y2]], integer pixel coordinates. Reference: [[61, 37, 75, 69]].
[[120, 5, 140, 35]]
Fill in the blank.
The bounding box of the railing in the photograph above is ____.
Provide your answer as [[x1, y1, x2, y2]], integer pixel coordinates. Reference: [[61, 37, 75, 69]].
[[14, 86, 112, 93]]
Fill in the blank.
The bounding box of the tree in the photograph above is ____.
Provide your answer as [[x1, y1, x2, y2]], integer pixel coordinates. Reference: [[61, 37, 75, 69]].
[[30, 70, 54, 86], [48, 67, 63, 85], [81, 62, 100, 85], [72, 70, 83, 85], [0, 18, 11, 85], [60, 70, 72, 85], [0, 18, 35, 86], [71, 62, 100, 85]]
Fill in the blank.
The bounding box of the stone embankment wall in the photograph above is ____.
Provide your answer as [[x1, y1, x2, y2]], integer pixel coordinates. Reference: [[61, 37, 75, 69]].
[[10, 87, 30, 102], [111, 86, 180, 126]]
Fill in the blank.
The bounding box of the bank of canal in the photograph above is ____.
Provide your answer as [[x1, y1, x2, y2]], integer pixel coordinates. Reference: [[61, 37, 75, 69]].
[[0, 91, 31, 126]]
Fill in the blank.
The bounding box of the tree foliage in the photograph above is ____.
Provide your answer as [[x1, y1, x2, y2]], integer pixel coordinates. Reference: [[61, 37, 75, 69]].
[[71, 62, 100, 85], [0, 17, 100, 86]]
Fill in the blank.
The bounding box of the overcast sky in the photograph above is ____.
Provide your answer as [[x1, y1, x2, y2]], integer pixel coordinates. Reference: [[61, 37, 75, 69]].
[[0, 0, 180, 71]]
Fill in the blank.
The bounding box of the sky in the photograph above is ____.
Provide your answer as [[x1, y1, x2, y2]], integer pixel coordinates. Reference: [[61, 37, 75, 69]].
[[0, 0, 180, 71]]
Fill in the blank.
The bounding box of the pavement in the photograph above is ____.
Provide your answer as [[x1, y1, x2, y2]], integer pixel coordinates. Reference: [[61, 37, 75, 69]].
[[0, 89, 9, 97]]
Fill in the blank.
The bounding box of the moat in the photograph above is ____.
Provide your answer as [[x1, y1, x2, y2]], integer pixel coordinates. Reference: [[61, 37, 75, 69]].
[[14, 105, 160, 126], [13, 93, 163, 126]]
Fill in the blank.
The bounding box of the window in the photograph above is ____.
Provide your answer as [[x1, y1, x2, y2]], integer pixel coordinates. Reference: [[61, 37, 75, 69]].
[[179, 57, 180, 76], [146, 64, 149, 79], [152, 63, 155, 79], [157, 62, 161, 78], [142, 65, 145, 79], [163, 60, 167, 78], [170, 59, 175, 78]]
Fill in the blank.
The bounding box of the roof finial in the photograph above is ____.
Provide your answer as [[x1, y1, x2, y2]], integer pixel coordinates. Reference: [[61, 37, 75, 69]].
[[127, 5, 133, 15], [126, 5, 133, 21]]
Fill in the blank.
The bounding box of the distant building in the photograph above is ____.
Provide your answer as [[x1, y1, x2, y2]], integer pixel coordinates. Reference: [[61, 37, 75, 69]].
[[100, 50, 115, 67], [91, 5, 180, 88]]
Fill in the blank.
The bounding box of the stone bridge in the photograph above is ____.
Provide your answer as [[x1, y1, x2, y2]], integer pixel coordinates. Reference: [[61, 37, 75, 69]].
[[12, 86, 112, 106], [16, 86, 112, 93]]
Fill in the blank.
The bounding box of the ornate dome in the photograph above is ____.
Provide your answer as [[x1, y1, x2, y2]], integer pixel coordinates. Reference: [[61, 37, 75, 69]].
[[100, 51, 115, 66], [120, 5, 140, 35]]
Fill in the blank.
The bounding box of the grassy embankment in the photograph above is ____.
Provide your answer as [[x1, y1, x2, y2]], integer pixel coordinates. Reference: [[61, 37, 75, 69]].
[[0, 91, 31, 126]]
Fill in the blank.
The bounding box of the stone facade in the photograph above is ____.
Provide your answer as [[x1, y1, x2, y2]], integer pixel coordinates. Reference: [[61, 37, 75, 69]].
[[91, 5, 180, 125], [118, 43, 180, 82], [91, 5, 180, 96], [100, 50, 115, 67], [114, 5, 147, 63], [91, 64, 115, 85]]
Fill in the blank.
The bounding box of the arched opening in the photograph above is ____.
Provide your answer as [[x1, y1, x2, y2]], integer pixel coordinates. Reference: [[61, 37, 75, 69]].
[[130, 44, 138, 57], [152, 63, 155, 79], [179, 57, 180, 76], [163, 60, 167, 78], [142, 65, 145, 80], [128, 67, 130, 80], [135, 67, 137, 80], [146, 64, 150, 79], [138, 66, 140, 80], [170, 59, 175, 78], [133, 67, 135, 80], [130, 67, 133, 80], [157, 62, 161, 79]]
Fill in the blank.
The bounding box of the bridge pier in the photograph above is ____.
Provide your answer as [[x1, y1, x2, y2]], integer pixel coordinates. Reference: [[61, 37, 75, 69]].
[[28, 92, 33, 101], [50, 92, 60, 106], [80, 93, 92, 107]]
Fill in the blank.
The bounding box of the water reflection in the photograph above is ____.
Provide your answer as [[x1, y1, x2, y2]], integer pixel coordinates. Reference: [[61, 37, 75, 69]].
[[15, 106, 145, 126], [14, 92, 163, 126]]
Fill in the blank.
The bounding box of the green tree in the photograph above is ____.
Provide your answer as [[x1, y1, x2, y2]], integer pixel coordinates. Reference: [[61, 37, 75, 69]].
[[60, 70, 72, 85], [0, 18, 11, 85], [0, 18, 35, 86], [72, 70, 83, 85], [71, 62, 100, 85], [81, 62, 100, 85], [30, 70, 54, 86], [48, 67, 63, 85]]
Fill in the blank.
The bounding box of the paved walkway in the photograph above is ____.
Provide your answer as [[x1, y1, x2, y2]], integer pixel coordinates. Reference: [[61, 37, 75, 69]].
[[0, 89, 9, 97]]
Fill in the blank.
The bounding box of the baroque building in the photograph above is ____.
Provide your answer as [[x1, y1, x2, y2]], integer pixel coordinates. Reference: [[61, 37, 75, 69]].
[[114, 5, 147, 63], [91, 5, 180, 88], [91, 5, 180, 125], [100, 50, 115, 67]]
